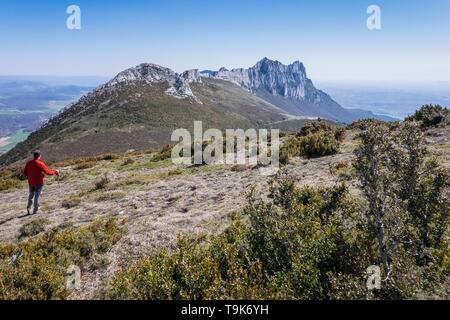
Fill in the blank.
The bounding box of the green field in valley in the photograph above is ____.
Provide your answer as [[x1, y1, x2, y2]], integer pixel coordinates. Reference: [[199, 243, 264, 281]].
[[0, 129, 29, 154]]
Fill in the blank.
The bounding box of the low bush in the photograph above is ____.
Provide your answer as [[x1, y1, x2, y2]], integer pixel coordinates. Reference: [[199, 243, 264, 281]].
[[0, 177, 21, 192], [74, 161, 97, 170], [299, 120, 346, 142], [95, 191, 126, 202], [0, 167, 25, 191], [93, 174, 111, 191], [121, 158, 135, 166], [168, 168, 184, 176], [61, 197, 82, 209], [298, 131, 340, 157], [151, 145, 173, 162], [280, 131, 340, 164], [18, 218, 49, 240], [0, 218, 124, 300], [406, 104, 449, 128], [97, 154, 120, 161], [347, 119, 390, 131]]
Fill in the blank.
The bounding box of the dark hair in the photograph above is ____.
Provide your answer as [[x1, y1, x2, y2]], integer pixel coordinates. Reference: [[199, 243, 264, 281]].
[[33, 150, 41, 159]]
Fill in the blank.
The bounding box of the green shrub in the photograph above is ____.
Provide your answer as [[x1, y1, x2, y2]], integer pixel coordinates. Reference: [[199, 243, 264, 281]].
[[95, 191, 126, 202], [93, 174, 110, 191], [279, 136, 301, 164], [97, 154, 120, 161], [298, 131, 340, 157], [0, 167, 25, 191], [354, 121, 449, 298], [18, 218, 49, 240], [168, 168, 184, 176], [121, 158, 135, 166], [299, 120, 346, 142], [74, 161, 97, 170], [61, 197, 82, 209], [0, 218, 123, 300], [280, 120, 343, 163], [347, 119, 390, 131], [151, 145, 173, 162], [406, 104, 449, 128], [0, 177, 21, 192]]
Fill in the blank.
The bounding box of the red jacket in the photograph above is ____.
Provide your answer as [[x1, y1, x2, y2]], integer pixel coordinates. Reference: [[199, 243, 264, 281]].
[[23, 159, 58, 187]]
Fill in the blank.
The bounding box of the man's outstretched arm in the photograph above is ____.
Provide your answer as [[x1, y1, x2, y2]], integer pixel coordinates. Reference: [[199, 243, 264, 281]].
[[37, 161, 59, 176]]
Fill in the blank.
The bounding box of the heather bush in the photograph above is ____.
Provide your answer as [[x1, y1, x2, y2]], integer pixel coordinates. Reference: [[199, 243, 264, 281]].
[[0, 167, 25, 191], [406, 104, 449, 128], [0, 218, 123, 300], [151, 145, 174, 162], [299, 119, 346, 142], [18, 218, 49, 240]]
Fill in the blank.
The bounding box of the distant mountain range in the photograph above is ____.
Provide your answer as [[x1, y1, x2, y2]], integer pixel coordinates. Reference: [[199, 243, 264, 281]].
[[0, 58, 394, 165]]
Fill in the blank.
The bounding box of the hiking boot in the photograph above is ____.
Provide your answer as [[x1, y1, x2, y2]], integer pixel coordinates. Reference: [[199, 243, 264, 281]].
[[27, 207, 32, 215]]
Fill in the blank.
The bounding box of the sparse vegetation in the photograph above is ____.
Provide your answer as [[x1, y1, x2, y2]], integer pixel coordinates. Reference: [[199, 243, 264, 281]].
[[95, 191, 126, 202], [18, 218, 49, 240], [121, 158, 135, 166], [62, 197, 82, 209], [151, 145, 173, 162], [93, 173, 111, 191], [168, 168, 184, 176], [107, 120, 449, 300], [0, 218, 124, 300], [0, 109, 448, 300], [0, 167, 26, 192], [107, 173, 369, 300], [330, 160, 353, 181], [74, 161, 97, 170]]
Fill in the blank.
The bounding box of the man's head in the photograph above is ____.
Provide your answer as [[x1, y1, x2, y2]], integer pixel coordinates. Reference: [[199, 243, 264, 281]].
[[32, 150, 41, 160]]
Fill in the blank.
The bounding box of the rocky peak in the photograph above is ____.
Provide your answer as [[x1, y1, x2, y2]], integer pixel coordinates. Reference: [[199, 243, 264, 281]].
[[103, 63, 202, 103], [201, 58, 317, 101], [181, 69, 202, 83]]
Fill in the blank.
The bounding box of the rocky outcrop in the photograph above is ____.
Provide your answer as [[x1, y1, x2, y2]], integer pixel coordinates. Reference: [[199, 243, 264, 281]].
[[104, 63, 202, 103], [201, 58, 321, 102]]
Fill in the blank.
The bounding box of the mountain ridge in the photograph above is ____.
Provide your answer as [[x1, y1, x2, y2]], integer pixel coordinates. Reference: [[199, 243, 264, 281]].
[[0, 58, 393, 166], [200, 58, 392, 123]]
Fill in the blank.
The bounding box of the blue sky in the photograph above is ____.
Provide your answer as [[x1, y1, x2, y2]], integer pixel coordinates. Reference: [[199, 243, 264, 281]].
[[1, 0, 449, 81]]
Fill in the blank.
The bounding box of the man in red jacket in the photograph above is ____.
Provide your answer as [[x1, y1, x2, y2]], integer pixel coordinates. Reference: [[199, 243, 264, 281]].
[[23, 150, 59, 215]]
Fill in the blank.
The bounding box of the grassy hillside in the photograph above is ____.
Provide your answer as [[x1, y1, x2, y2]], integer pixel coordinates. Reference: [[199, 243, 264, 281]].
[[0, 79, 307, 166], [0, 114, 448, 299]]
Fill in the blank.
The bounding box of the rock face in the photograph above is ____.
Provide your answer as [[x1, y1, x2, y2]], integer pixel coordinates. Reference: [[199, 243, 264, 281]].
[[200, 58, 362, 122], [104, 63, 201, 103], [202, 58, 321, 102]]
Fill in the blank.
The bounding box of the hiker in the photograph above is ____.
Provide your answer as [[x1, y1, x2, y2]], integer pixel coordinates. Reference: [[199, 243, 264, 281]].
[[23, 150, 59, 215]]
